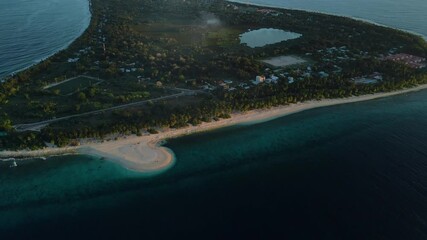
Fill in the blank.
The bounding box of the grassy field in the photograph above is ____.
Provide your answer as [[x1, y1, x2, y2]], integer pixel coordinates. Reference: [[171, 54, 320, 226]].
[[46, 76, 102, 95], [131, 16, 242, 48]]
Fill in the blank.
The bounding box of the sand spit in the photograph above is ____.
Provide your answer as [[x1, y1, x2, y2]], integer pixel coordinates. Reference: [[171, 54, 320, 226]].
[[2, 84, 427, 172]]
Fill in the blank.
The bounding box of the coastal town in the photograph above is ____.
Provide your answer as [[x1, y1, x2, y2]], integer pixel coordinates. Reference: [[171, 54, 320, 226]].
[[200, 50, 425, 93], [61, 2, 427, 96]]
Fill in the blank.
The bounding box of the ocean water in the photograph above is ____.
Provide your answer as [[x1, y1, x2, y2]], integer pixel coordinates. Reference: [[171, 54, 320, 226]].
[[0, 0, 90, 79], [1, 90, 427, 239], [237, 0, 427, 38], [1, 0, 425, 80], [1, 0, 427, 239]]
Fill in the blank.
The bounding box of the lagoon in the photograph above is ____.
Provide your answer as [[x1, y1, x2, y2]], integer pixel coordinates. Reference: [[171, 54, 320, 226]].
[[240, 28, 302, 48]]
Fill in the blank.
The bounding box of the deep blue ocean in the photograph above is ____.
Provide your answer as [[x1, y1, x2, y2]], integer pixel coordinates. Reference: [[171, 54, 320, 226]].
[[0, 0, 90, 79], [1, 0, 427, 239], [2, 90, 427, 239]]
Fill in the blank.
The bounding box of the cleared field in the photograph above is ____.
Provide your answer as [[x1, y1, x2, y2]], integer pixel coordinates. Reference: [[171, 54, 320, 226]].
[[45, 76, 103, 95], [353, 77, 379, 84], [131, 18, 240, 48], [262, 55, 307, 67]]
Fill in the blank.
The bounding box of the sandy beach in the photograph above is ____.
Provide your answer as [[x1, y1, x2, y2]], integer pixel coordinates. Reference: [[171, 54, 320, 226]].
[[2, 84, 427, 172], [79, 135, 175, 173]]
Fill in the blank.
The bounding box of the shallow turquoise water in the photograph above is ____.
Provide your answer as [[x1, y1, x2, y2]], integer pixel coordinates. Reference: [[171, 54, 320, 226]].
[[1, 0, 427, 238], [1, 90, 427, 239]]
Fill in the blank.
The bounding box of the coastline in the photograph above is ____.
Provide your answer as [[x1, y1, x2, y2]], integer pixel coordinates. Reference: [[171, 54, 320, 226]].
[[2, 0, 427, 173], [2, 84, 427, 172], [0, 0, 92, 80], [227, 0, 427, 40]]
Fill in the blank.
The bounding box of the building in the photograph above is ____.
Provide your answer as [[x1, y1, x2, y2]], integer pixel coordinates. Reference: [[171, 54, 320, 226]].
[[256, 9, 282, 16], [67, 58, 79, 63], [252, 75, 266, 85], [318, 71, 329, 78], [266, 75, 279, 84], [384, 53, 426, 69], [256, 75, 266, 82], [352, 72, 383, 84]]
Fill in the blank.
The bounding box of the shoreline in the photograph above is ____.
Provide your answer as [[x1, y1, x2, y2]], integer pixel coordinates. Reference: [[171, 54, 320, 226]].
[[2, 1, 427, 173], [2, 0, 425, 81], [0, 0, 92, 81], [2, 84, 427, 172], [227, 0, 427, 40]]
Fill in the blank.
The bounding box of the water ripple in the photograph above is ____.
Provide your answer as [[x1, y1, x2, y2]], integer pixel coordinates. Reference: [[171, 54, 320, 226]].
[[0, 0, 90, 79]]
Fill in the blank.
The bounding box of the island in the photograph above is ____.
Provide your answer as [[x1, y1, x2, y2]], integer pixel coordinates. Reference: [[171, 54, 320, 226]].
[[1, 0, 426, 172]]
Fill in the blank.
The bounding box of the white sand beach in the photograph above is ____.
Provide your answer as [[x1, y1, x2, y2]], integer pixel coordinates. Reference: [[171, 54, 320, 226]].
[[2, 84, 427, 172], [79, 135, 175, 173]]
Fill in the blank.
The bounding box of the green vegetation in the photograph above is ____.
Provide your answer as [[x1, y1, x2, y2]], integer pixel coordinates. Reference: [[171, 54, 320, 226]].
[[0, 0, 426, 150], [46, 76, 102, 95]]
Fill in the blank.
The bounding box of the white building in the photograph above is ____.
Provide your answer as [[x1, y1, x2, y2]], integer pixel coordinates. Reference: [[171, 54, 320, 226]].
[[67, 58, 79, 63], [252, 75, 266, 85], [266, 75, 279, 84]]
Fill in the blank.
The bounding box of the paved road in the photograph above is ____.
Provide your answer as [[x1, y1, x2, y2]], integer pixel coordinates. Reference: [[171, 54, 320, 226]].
[[14, 88, 199, 132]]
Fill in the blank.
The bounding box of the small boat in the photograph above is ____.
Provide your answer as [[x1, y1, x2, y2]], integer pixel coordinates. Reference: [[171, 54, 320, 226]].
[[10, 160, 17, 168], [40, 157, 47, 161]]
